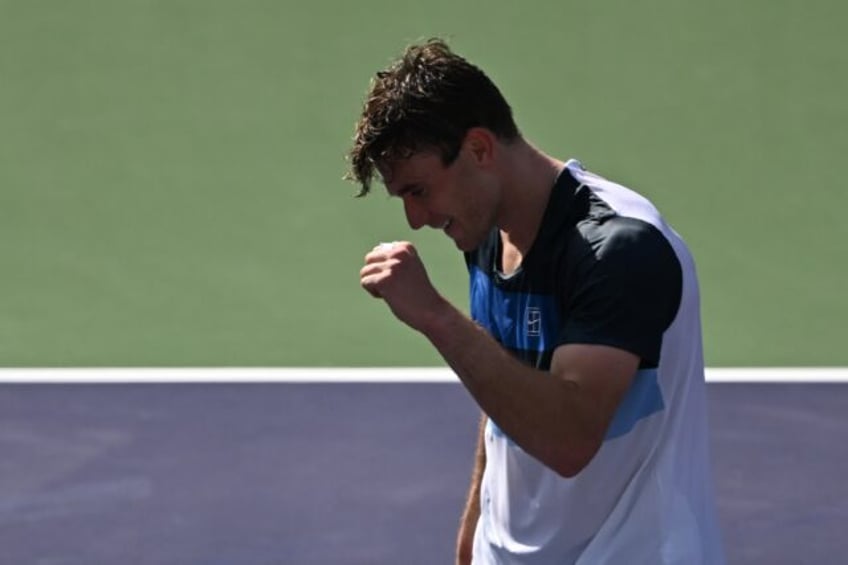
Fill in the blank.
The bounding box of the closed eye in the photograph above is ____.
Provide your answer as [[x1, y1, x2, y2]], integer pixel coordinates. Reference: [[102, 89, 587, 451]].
[[397, 183, 427, 199]]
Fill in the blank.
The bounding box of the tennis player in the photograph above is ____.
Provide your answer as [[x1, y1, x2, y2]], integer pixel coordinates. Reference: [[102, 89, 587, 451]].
[[350, 39, 725, 565]]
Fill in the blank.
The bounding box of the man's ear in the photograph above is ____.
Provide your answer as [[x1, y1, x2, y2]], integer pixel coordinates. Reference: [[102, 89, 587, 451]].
[[463, 127, 496, 166]]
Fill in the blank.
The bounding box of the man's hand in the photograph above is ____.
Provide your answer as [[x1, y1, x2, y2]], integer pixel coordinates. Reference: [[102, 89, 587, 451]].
[[360, 241, 448, 332]]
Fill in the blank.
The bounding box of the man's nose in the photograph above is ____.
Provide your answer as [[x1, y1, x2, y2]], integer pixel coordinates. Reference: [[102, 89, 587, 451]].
[[403, 198, 428, 230]]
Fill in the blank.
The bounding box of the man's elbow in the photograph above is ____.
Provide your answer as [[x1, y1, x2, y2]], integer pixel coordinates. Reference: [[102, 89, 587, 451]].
[[547, 442, 602, 478], [548, 457, 588, 479]]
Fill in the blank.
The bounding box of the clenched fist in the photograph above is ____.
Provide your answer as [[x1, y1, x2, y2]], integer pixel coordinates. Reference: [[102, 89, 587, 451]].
[[360, 241, 449, 333]]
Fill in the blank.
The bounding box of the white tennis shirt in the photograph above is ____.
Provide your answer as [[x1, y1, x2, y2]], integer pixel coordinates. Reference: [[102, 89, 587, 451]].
[[469, 160, 725, 564]]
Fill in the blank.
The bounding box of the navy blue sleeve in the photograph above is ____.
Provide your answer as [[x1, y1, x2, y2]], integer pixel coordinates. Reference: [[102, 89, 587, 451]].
[[556, 217, 683, 366]]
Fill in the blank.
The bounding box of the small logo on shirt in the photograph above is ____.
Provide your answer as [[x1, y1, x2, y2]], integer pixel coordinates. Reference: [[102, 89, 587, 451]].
[[526, 307, 542, 337]]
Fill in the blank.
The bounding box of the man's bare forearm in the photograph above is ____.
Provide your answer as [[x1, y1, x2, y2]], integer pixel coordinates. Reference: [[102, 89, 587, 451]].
[[456, 414, 486, 565], [420, 301, 626, 477], [360, 242, 636, 477]]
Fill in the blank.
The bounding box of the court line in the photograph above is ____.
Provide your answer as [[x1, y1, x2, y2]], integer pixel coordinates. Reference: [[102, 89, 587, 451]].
[[0, 367, 846, 383]]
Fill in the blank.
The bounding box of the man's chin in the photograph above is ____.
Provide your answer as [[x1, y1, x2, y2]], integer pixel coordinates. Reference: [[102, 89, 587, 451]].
[[449, 233, 481, 253]]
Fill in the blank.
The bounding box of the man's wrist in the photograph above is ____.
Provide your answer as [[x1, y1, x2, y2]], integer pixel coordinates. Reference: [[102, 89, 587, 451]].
[[417, 298, 461, 344]]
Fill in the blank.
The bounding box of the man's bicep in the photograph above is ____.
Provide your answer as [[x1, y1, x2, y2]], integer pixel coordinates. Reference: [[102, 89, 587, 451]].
[[550, 343, 640, 437]]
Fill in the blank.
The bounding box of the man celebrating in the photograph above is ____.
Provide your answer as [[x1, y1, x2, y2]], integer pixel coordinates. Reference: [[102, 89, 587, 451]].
[[348, 39, 725, 564]]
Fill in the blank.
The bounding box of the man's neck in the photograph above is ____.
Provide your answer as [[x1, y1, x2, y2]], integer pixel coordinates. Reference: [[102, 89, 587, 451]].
[[496, 140, 565, 268]]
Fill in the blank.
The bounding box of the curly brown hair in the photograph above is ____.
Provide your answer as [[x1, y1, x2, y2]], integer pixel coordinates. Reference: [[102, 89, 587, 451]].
[[346, 38, 520, 196]]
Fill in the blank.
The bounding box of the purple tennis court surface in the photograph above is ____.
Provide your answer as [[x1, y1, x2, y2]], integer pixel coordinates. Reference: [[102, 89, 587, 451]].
[[1, 382, 845, 564]]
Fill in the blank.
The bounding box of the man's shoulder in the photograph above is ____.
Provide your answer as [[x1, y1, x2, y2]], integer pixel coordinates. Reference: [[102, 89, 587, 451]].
[[565, 159, 668, 229]]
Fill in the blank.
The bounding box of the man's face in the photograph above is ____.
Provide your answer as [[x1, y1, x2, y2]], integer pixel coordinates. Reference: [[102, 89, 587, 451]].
[[379, 142, 499, 252]]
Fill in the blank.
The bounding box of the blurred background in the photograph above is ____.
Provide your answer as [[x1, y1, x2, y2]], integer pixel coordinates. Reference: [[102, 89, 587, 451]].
[[2, 0, 846, 367]]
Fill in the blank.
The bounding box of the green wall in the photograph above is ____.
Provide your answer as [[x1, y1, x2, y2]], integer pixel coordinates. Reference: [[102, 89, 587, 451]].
[[2, 0, 845, 366]]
